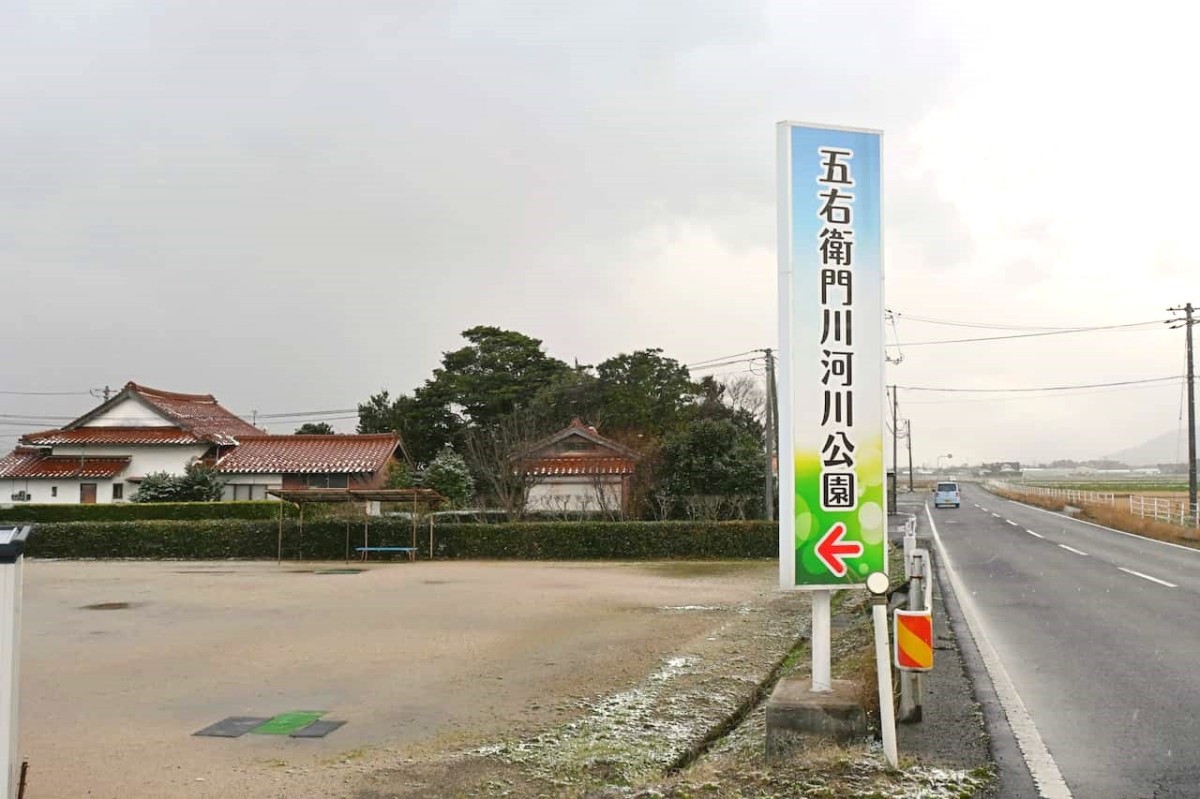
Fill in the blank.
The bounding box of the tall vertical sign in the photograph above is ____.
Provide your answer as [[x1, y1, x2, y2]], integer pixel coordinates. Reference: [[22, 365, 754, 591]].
[[777, 122, 885, 590]]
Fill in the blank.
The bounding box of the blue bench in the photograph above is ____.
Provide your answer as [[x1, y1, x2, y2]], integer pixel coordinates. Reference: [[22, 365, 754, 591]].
[[355, 546, 417, 562]]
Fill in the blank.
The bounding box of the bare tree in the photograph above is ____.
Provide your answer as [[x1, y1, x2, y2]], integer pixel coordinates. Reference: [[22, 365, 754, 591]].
[[684, 494, 726, 521], [587, 473, 624, 521], [461, 410, 554, 521], [724, 374, 766, 426]]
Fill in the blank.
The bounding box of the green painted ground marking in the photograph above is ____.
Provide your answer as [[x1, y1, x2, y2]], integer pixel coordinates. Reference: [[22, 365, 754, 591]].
[[250, 711, 326, 735]]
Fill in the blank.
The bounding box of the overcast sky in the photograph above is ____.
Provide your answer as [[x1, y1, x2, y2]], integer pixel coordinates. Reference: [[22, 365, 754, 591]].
[[3, 1, 1197, 465]]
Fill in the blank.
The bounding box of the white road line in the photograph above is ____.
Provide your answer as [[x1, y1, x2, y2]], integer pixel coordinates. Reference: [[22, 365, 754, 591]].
[[1006, 520, 1019, 526], [1118, 567, 1178, 588], [1027, 530, 1045, 539], [999, 497, 1200, 556], [980, 507, 989, 512], [1058, 544, 1088, 557], [925, 504, 1072, 798], [991, 513, 1002, 518]]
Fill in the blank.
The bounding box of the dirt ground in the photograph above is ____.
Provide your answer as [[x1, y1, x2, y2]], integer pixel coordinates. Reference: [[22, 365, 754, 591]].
[[19, 559, 784, 799]]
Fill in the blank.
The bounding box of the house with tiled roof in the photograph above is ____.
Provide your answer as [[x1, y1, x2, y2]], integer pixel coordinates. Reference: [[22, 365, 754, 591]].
[[519, 419, 640, 514], [213, 434, 401, 498], [0, 382, 402, 505]]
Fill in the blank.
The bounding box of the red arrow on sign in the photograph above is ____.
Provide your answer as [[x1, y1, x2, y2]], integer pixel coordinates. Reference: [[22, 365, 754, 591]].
[[816, 522, 864, 578]]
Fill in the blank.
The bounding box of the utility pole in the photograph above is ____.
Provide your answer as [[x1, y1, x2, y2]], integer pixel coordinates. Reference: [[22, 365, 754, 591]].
[[1171, 304, 1197, 516], [764, 349, 777, 521], [890, 385, 898, 513], [906, 419, 914, 492]]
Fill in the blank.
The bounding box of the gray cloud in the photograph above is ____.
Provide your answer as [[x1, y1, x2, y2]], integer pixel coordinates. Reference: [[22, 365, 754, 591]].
[[7, 2, 1023, 458]]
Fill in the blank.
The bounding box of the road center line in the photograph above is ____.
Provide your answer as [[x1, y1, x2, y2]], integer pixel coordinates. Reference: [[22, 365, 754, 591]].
[[925, 503, 1072, 798], [1058, 544, 1088, 557], [1005, 520, 1019, 526], [1026, 530, 1044, 539], [991, 513, 1002, 518], [1118, 567, 1178, 588]]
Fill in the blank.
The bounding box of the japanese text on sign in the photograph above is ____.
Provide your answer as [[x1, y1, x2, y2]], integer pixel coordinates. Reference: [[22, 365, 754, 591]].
[[817, 147, 856, 511]]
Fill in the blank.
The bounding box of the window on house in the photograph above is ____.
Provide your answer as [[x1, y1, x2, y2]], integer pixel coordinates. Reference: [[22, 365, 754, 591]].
[[304, 474, 349, 489], [229, 484, 262, 501], [51, 486, 58, 498], [564, 440, 596, 452], [112, 484, 124, 500]]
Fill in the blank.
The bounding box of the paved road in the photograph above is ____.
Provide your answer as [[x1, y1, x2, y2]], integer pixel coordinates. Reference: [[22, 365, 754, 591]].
[[929, 484, 1200, 798]]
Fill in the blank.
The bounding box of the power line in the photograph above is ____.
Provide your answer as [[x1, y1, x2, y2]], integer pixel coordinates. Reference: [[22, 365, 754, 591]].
[[897, 376, 1181, 394], [894, 320, 1167, 347], [688, 357, 763, 373], [904, 380, 1181, 405], [252, 408, 358, 419], [685, 350, 764, 368], [889, 312, 1148, 332], [0, 414, 75, 421], [0, 389, 92, 396]]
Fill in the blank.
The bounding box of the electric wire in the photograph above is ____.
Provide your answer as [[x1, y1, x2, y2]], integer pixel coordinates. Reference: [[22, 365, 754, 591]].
[[685, 350, 763, 368], [894, 320, 1167, 347], [0, 389, 93, 396], [896, 376, 1181, 393], [903, 380, 1181, 405], [890, 312, 1162, 332]]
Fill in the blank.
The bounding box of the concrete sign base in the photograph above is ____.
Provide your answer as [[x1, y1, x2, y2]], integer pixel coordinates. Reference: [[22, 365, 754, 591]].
[[765, 676, 867, 757]]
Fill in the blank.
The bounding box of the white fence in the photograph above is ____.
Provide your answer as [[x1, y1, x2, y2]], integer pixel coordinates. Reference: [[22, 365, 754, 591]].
[[994, 481, 1199, 530], [1128, 495, 1200, 529], [995, 483, 1115, 507]]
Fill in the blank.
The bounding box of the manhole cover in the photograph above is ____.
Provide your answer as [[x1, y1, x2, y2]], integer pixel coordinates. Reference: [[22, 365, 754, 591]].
[[82, 602, 133, 611]]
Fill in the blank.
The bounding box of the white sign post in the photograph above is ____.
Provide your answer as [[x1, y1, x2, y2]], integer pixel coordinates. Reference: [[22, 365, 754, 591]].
[[0, 526, 29, 799]]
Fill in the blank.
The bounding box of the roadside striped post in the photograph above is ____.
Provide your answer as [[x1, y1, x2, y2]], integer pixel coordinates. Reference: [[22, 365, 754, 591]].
[[894, 610, 934, 672]]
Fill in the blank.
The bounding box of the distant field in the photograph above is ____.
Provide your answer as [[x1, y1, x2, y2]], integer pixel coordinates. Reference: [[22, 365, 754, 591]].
[[1019, 480, 1189, 494]]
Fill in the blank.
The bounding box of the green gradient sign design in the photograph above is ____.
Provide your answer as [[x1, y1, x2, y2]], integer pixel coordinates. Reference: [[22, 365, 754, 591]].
[[777, 122, 886, 589]]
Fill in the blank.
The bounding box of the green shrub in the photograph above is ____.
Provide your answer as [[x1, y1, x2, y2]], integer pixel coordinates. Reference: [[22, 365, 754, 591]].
[[20, 519, 776, 560], [0, 501, 295, 523], [426, 521, 775, 559]]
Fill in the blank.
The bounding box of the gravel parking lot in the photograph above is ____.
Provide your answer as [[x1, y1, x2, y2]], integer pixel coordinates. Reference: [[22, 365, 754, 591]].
[[19, 559, 779, 798]]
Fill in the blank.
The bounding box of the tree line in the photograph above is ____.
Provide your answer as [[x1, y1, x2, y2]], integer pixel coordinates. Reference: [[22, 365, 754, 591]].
[[355, 326, 769, 520]]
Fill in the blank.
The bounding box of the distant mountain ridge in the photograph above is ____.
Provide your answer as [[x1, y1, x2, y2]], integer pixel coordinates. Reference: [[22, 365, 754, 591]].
[[1106, 422, 1198, 466]]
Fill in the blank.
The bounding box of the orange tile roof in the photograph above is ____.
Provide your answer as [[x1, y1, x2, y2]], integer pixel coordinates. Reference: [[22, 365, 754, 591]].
[[0, 448, 130, 479], [215, 434, 399, 475], [524, 456, 637, 477], [520, 418, 641, 460], [122, 383, 260, 444], [21, 427, 205, 446]]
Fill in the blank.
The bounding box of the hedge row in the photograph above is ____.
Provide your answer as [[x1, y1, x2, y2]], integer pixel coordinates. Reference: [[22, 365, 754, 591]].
[[0, 501, 292, 523], [21, 519, 777, 561]]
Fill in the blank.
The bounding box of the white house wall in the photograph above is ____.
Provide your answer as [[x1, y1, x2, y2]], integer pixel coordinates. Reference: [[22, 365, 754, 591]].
[[51, 444, 209, 481], [3, 478, 115, 505], [527, 478, 623, 513], [82, 397, 173, 427], [221, 473, 282, 501]]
